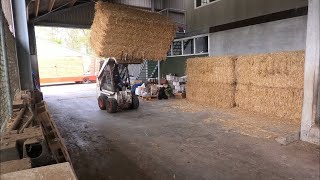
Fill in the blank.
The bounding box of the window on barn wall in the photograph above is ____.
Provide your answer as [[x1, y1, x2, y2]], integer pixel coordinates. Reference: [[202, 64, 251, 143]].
[[168, 35, 208, 57], [183, 39, 194, 55], [195, 36, 208, 54], [195, 0, 218, 8], [172, 41, 182, 55]]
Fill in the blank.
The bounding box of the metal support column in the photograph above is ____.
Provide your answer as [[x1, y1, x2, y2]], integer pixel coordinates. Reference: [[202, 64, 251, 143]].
[[300, 0, 320, 145], [151, 0, 155, 11], [151, 0, 161, 84], [158, 60, 161, 85], [28, 23, 40, 89], [12, 0, 33, 90]]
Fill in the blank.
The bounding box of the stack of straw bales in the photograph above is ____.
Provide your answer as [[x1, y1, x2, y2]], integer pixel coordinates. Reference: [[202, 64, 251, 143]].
[[186, 51, 305, 120], [235, 51, 305, 119], [90, 2, 176, 63], [186, 56, 237, 108]]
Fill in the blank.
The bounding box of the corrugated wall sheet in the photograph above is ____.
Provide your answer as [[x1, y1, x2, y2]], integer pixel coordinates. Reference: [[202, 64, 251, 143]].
[[4, 13, 20, 100], [1, 0, 14, 34], [0, 12, 11, 130]]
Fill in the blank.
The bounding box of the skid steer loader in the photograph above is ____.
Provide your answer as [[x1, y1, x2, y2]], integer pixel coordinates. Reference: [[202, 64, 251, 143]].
[[96, 58, 139, 113]]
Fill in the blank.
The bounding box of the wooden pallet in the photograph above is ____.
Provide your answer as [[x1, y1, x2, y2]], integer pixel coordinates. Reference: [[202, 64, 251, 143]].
[[35, 101, 72, 165], [139, 95, 158, 101]]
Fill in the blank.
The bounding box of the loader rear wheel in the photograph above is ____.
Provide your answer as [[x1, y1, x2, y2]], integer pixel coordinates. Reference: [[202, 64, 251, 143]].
[[106, 98, 118, 113], [131, 95, 139, 109], [98, 96, 107, 110]]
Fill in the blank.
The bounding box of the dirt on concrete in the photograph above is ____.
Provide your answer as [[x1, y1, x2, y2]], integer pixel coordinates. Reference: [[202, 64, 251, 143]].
[[169, 100, 301, 139], [42, 84, 320, 180]]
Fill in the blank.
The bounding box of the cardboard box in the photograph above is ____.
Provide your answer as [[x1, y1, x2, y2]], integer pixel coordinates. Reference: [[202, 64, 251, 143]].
[[174, 93, 186, 99]]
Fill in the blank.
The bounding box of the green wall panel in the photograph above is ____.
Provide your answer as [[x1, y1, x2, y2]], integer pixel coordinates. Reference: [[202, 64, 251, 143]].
[[161, 54, 208, 77]]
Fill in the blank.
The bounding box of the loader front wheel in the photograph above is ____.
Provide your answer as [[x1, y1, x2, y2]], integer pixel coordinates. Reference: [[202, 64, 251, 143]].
[[131, 95, 139, 110], [106, 98, 118, 113], [98, 96, 107, 110]]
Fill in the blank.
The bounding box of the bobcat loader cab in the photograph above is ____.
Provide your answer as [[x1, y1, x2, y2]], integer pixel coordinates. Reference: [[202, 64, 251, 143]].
[[97, 58, 139, 113]]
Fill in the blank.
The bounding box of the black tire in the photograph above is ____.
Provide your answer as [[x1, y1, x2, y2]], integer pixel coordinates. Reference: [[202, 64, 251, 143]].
[[98, 96, 107, 110], [106, 98, 118, 113], [131, 95, 139, 109], [82, 77, 91, 84]]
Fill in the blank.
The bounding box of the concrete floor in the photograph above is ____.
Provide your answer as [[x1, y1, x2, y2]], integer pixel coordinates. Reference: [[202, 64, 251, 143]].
[[42, 84, 320, 180]]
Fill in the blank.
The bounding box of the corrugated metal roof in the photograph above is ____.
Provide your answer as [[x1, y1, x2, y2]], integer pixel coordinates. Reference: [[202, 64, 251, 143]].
[[34, 2, 95, 28], [33, 0, 186, 29]]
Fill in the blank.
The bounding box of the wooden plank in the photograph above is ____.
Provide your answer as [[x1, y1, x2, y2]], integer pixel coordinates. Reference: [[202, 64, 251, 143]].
[[35, 101, 72, 165], [34, 0, 40, 17], [0, 127, 43, 144], [0, 158, 32, 174], [1, 162, 77, 180], [68, 0, 77, 7], [47, 0, 56, 12]]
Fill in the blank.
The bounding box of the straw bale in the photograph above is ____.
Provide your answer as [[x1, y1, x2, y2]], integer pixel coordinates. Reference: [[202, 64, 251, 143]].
[[235, 84, 303, 120], [186, 56, 236, 84], [236, 51, 305, 88], [186, 81, 236, 108], [90, 2, 176, 63]]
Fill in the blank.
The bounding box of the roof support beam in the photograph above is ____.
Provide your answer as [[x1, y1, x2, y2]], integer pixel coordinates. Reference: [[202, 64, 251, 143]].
[[48, 0, 56, 12], [68, 0, 77, 7], [34, 0, 40, 17]]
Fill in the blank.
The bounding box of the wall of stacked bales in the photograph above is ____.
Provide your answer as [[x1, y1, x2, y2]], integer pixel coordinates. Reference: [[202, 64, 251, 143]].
[[186, 51, 305, 120], [235, 51, 305, 120], [90, 2, 176, 63], [186, 56, 237, 108]]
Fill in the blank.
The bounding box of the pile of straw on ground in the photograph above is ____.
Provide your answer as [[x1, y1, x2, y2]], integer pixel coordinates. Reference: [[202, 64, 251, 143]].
[[235, 51, 305, 120], [186, 56, 237, 108], [90, 2, 176, 63]]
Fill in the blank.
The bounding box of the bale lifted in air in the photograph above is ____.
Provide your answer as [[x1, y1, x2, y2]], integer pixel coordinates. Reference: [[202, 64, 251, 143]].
[[97, 58, 139, 113], [90, 1, 176, 63]]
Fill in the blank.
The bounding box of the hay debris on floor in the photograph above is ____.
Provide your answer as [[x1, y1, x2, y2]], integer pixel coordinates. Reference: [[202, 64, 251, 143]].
[[90, 2, 176, 63], [169, 100, 300, 139], [168, 99, 211, 113]]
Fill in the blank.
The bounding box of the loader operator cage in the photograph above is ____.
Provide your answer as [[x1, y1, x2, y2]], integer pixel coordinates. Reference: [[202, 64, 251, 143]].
[[99, 59, 131, 92]]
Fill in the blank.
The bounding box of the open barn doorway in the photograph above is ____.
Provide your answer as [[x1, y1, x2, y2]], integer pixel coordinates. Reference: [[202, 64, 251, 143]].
[[35, 27, 98, 86]]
